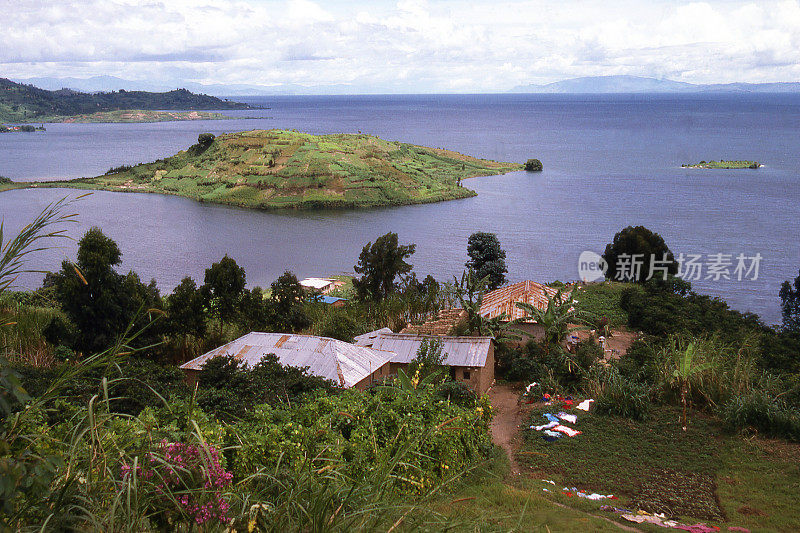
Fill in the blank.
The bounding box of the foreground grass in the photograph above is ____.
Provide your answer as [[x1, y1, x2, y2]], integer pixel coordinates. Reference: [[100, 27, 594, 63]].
[[5, 129, 523, 210], [518, 403, 800, 532]]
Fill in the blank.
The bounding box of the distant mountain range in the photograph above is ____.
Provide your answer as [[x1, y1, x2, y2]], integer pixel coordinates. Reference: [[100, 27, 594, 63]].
[[10, 74, 800, 96], [509, 75, 800, 94], [0, 78, 250, 122]]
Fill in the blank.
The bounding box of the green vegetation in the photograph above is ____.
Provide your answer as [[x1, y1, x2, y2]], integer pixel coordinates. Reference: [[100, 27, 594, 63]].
[[682, 160, 761, 169], [466, 232, 508, 291], [9, 129, 522, 209], [3, 207, 800, 531], [602, 225, 678, 283], [524, 158, 543, 171], [0, 78, 249, 122], [353, 232, 416, 301], [571, 281, 634, 328]]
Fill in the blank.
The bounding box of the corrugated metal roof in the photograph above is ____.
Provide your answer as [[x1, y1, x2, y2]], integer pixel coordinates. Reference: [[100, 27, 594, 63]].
[[179, 332, 391, 388], [368, 333, 492, 367], [479, 280, 573, 322], [300, 278, 336, 290], [353, 327, 394, 346]]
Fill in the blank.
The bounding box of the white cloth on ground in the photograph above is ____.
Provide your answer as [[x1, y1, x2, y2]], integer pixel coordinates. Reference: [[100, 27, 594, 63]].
[[576, 399, 594, 411], [557, 411, 577, 424]]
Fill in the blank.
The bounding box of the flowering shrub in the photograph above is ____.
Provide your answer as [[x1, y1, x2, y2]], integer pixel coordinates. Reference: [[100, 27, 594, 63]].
[[122, 440, 233, 526]]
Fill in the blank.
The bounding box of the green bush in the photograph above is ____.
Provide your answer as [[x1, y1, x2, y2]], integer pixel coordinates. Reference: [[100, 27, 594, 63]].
[[198, 132, 215, 147], [504, 340, 598, 391], [434, 380, 478, 408], [723, 390, 800, 442], [594, 367, 651, 421], [524, 159, 543, 171], [318, 310, 361, 342], [197, 354, 339, 421]]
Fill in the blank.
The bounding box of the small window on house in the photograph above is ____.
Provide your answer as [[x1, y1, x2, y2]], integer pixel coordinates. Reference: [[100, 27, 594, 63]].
[[463, 370, 471, 380]]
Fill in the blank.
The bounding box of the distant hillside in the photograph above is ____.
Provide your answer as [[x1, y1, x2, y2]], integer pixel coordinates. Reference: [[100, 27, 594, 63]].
[[9, 130, 522, 209], [0, 78, 250, 122], [509, 75, 800, 94]]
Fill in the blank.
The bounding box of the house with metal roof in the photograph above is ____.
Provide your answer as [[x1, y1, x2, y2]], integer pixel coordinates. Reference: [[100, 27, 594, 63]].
[[179, 332, 392, 390], [355, 331, 495, 393], [299, 277, 342, 294], [479, 280, 575, 341]]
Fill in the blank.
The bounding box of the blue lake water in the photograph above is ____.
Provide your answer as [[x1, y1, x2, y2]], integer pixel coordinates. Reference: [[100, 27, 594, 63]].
[[1, 94, 799, 325]]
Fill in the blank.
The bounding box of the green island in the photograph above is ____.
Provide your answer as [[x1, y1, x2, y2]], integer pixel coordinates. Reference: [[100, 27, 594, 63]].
[[44, 109, 238, 123], [0, 77, 250, 123], [0, 124, 46, 133], [2, 129, 523, 209], [682, 160, 761, 169]]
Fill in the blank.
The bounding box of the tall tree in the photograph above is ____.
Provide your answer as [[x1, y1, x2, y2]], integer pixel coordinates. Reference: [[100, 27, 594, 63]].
[[202, 255, 246, 332], [50, 227, 162, 354], [353, 232, 416, 301], [466, 232, 508, 291], [166, 277, 206, 359], [602, 226, 678, 283], [268, 271, 310, 332], [780, 269, 800, 334]]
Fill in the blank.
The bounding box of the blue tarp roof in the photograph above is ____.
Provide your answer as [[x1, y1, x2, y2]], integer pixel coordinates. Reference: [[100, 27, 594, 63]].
[[318, 295, 347, 304]]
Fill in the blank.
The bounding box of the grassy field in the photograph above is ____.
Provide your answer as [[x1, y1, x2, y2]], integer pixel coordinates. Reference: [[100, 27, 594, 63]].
[[42, 109, 238, 123], [682, 160, 761, 169], [517, 403, 800, 532], [7, 129, 523, 210], [573, 281, 638, 327]]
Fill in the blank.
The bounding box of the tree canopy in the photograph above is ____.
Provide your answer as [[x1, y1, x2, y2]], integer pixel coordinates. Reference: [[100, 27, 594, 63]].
[[780, 269, 800, 335], [202, 255, 246, 328], [352, 232, 416, 301], [466, 232, 508, 291], [524, 159, 543, 171], [602, 226, 678, 283], [166, 277, 206, 340], [48, 227, 162, 354]]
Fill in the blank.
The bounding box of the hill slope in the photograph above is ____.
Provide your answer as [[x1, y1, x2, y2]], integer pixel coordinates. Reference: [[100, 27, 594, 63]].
[[0, 78, 250, 122], [16, 130, 522, 209]]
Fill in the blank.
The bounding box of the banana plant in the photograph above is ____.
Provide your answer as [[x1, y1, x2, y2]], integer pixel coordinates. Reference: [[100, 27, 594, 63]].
[[513, 288, 593, 354], [671, 342, 711, 430]]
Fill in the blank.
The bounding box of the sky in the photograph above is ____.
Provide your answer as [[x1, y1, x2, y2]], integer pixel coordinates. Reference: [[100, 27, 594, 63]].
[[3, 0, 800, 93]]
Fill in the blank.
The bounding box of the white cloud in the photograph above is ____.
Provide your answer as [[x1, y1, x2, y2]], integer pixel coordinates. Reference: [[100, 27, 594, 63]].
[[2, 0, 800, 91]]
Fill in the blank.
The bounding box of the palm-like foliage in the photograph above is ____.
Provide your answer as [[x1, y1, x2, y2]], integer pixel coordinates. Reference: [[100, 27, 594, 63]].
[[671, 341, 712, 430], [513, 287, 592, 352], [452, 270, 520, 343], [0, 195, 85, 294]]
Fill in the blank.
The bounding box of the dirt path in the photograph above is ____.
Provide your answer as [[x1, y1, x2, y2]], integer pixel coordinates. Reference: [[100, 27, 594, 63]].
[[488, 383, 524, 475]]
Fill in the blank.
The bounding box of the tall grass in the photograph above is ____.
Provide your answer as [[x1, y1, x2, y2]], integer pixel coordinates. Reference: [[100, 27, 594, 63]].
[[651, 334, 759, 411], [0, 298, 66, 366]]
